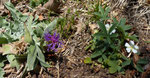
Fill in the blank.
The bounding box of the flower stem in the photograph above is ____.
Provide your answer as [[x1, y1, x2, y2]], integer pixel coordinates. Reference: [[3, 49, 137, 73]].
[[127, 52, 132, 58]]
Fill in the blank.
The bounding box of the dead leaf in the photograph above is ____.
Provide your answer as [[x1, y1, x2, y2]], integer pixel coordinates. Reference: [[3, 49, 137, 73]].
[[2, 44, 15, 55], [146, 44, 150, 52], [1, 38, 28, 55], [133, 53, 140, 65], [67, 56, 78, 66], [35, 4, 46, 15], [0, 0, 8, 10], [38, 14, 44, 21], [57, 45, 66, 53], [142, 63, 150, 78], [75, 23, 85, 35], [93, 64, 101, 73], [89, 23, 99, 34], [4, 64, 15, 75], [125, 70, 135, 78], [0, 5, 4, 10]]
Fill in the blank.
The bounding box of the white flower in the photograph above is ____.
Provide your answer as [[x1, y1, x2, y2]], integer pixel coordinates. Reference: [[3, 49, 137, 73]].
[[125, 41, 139, 54], [105, 24, 116, 34]]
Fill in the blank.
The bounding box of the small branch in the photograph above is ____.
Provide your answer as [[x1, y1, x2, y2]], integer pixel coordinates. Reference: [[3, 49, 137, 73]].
[[56, 61, 60, 78]]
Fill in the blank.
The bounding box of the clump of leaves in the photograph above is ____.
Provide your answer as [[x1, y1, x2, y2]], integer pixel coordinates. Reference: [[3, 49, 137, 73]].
[[85, 5, 148, 74], [56, 16, 75, 38], [30, 0, 49, 7], [0, 2, 61, 77], [89, 0, 108, 22]]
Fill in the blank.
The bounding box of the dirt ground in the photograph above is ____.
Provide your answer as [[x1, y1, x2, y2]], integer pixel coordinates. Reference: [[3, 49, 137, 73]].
[[0, 0, 150, 78]]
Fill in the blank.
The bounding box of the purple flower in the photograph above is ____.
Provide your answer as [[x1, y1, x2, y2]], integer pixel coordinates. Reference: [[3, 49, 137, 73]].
[[44, 32, 62, 52]]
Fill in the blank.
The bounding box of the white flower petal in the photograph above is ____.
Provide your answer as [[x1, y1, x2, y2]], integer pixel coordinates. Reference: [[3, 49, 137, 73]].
[[125, 43, 130, 47], [132, 49, 137, 53], [130, 41, 135, 45], [110, 32, 112, 35], [112, 29, 116, 33], [126, 48, 131, 53], [105, 24, 110, 31], [134, 45, 139, 49], [105, 24, 110, 28], [110, 29, 116, 35]]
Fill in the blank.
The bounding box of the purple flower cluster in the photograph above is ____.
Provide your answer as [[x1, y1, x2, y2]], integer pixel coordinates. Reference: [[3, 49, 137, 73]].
[[44, 32, 62, 52]]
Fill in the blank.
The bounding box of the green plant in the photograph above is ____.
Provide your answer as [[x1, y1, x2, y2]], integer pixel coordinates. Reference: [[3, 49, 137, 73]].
[[56, 15, 75, 38], [0, 55, 7, 78], [0, 2, 60, 77], [30, 0, 48, 7], [88, 1, 108, 22], [56, 18, 68, 37], [85, 5, 148, 73]]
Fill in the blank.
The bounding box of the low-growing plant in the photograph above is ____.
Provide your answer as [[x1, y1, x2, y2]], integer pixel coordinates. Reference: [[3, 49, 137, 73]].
[[88, 0, 108, 22], [0, 2, 63, 77], [56, 14, 76, 38], [30, 0, 49, 7], [85, 5, 148, 74]]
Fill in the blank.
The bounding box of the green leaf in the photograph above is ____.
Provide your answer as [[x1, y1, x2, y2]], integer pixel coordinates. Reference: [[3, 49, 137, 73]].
[[26, 15, 34, 33], [4, 2, 27, 22], [144, 41, 150, 43], [15, 54, 27, 60], [37, 56, 50, 68], [93, 12, 101, 17], [35, 27, 43, 37], [110, 33, 118, 37], [107, 60, 118, 67], [97, 21, 107, 35], [94, 32, 107, 38], [105, 7, 110, 16], [44, 18, 58, 34], [99, 6, 104, 15], [84, 45, 91, 51], [37, 45, 44, 60], [0, 17, 9, 27], [97, 6, 110, 21], [27, 45, 37, 71], [102, 54, 107, 60], [36, 45, 50, 67], [137, 58, 148, 65], [2, 44, 13, 55], [127, 35, 138, 42], [123, 25, 132, 31], [109, 66, 117, 73], [84, 57, 92, 64], [0, 68, 4, 78], [117, 66, 122, 72], [109, 24, 117, 34], [91, 50, 103, 58], [0, 55, 7, 68], [6, 55, 20, 70], [24, 23, 33, 43], [118, 18, 132, 31], [2, 2, 28, 41], [113, 17, 118, 25], [122, 55, 128, 60], [119, 18, 126, 26], [0, 37, 8, 44], [97, 57, 103, 63], [122, 60, 131, 67], [135, 64, 144, 72]]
